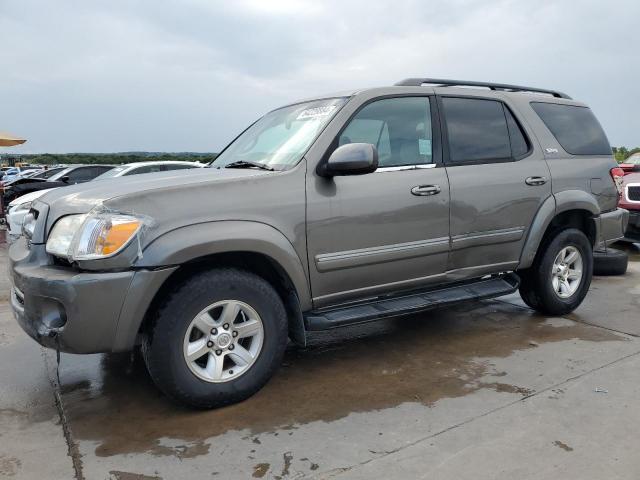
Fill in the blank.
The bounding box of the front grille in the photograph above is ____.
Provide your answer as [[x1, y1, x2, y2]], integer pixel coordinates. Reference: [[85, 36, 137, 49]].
[[628, 185, 640, 202]]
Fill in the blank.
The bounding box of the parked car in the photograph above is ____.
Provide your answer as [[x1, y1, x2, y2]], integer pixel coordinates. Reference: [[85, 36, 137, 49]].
[[2, 164, 115, 205], [5, 162, 202, 239], [2, 166, 67, 190], [93, 160, 204, 180], [619, 171, 640, 242], [1, 167, 22, 183], [6, 188, 57, 239], [9, 78, 628, 408], [619, 153, 640, 174]]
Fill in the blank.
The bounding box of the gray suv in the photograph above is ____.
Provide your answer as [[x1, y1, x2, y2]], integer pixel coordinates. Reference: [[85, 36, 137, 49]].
[[9, 78, 629, 408]]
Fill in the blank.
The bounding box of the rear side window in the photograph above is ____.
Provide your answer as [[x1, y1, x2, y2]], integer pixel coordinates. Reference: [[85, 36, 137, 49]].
[[531, 102, 611, 155], [442, 98, 529, 164]]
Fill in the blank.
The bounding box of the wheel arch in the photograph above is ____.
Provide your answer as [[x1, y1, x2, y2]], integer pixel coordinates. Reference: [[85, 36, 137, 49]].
[[135, 221, 310, 346], [519, 191, 600, 269]]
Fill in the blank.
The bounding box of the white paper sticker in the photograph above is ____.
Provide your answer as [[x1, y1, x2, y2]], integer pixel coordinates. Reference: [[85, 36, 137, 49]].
[[296, 105, 338, 120], [418, 138, 432, 156]]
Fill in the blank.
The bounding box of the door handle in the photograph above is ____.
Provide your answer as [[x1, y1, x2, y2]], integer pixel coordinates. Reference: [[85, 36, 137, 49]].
[[525, 176, 548, 186], [411, 185, 441, 196]]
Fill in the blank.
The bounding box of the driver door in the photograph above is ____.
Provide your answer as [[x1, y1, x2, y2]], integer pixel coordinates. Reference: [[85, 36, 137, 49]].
[[306, 96, 451, 308]]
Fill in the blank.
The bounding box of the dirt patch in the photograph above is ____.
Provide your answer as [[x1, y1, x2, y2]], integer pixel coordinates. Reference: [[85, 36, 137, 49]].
[[0, 455, 21, 477], [553, 440, 574, 452], [59, 300, 624, 459]]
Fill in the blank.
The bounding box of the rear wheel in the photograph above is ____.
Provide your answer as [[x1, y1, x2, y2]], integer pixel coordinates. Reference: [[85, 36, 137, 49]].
[[518, 228, 593, 315], [143, 268, 288, 408]]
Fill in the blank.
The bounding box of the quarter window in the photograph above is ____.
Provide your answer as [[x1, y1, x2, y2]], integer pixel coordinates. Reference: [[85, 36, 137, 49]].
[[339, 97, 433, 167], [531, 102, 611, 155]]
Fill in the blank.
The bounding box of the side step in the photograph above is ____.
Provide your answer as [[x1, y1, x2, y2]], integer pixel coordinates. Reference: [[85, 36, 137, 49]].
[[305, 273, 520, 331]]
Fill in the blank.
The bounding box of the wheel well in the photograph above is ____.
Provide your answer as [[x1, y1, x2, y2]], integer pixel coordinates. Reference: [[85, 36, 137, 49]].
[[541, 209, 597, 249], [138, 252, 306, 346]]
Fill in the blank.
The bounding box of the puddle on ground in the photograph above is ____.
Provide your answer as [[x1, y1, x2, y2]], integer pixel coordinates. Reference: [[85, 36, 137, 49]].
[[58, 300, 624, 458]]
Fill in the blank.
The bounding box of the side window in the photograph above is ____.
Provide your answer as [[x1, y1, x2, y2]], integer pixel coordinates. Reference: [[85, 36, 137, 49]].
[[442, 97, 512, 164], [66, 167, 95, 183], [339, 97, 433, 168], [92, 166, 114, 177], [530, 102, 611, 155]]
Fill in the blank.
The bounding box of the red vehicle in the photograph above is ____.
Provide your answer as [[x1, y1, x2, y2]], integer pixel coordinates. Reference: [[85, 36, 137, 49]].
[[620, 171, 640, 242], [619, 154, 640, 174]]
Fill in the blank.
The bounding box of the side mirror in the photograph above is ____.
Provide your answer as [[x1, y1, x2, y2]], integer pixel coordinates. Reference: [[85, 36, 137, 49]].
[[319, 143, 378, 177], [60, 175, 70, 183]]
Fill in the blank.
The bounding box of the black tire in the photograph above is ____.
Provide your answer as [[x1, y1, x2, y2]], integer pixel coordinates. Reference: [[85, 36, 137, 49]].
[[142, 268, 288, 409], [593, 247, 628, 276], [518, 228, 593, 316]]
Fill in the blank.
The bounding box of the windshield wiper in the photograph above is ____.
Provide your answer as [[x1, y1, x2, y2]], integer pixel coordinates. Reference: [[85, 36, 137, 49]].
[[224, 160, 274, 171]]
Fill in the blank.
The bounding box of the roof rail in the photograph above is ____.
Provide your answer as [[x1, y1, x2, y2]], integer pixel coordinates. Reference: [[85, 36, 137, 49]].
[[394, 78, 572, 99]]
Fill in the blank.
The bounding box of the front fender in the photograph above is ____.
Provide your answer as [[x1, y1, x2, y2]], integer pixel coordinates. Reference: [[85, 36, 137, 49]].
[[136, 221, 312, 310]]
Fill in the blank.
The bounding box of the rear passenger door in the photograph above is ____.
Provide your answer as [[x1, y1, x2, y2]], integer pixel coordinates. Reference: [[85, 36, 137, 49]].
[[439, 95, 551, 278]]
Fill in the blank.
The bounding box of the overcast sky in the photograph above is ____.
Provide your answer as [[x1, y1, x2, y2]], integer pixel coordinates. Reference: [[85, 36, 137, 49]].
[[1, 0, 638, 153]]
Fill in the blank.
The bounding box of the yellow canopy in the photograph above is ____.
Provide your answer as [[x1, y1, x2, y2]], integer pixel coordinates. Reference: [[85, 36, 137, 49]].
[[0, 132, 26, 147]]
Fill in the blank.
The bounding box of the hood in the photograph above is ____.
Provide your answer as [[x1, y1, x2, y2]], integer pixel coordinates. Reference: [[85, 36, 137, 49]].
[[37, 166, 276, 237], [9, 187, 57, 207]]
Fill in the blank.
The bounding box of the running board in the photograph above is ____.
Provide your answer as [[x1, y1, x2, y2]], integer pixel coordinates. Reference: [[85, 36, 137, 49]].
[[305, 273, 520, 331]]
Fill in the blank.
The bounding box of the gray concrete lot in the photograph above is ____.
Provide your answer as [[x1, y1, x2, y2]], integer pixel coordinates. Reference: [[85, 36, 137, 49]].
[[1, 236, 639, 479]]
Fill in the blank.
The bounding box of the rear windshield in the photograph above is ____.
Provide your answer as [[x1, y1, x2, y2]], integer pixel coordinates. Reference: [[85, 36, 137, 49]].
[[531, 102, 611, 155]]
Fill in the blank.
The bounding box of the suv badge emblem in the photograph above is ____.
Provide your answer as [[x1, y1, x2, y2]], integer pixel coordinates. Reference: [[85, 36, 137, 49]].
[[545, 148, 559, 154]]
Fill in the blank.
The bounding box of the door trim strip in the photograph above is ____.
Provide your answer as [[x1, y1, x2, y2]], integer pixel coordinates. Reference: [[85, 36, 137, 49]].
[[315, 237, 449, 272], [451, 226, 525, 250]]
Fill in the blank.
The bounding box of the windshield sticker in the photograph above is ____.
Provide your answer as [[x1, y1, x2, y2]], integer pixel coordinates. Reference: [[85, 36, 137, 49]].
[[296, 105, 338, 120]]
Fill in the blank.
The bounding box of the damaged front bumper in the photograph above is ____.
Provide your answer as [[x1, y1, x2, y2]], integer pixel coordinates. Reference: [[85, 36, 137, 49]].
[[9, 238, 176, 354]]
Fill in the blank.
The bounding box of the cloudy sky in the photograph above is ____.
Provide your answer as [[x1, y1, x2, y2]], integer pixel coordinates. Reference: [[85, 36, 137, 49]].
[[1, 0, 638, 153]]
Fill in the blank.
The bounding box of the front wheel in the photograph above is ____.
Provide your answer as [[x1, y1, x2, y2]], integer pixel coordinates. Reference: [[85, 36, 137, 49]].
[[143, 268, 288, 408], [518, 228, 593, 316]]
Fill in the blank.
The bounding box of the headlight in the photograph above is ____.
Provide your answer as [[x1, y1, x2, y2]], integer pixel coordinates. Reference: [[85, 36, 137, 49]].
[[10, 201, 32, 213], [46, 213, 143, 261], [22, 212, 37, 239]]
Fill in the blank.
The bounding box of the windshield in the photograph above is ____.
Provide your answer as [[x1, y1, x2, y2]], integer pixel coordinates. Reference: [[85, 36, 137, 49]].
[[95, 166, 127, 179], [211, 97, 347, 170]]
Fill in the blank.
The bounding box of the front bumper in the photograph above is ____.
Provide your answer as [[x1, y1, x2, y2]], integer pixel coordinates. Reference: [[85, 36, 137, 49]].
[[9, 238, 176, 354]]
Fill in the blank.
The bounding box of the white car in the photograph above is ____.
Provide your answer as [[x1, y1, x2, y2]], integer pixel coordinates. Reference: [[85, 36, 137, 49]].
[[93, 160, 204, 180], [6, 160, 204, 240], [6, 188, 56, 239]]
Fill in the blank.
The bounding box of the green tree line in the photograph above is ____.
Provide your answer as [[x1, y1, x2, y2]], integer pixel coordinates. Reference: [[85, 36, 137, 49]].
[[612, 147, 640, 162], [2, 152, 218, 166]]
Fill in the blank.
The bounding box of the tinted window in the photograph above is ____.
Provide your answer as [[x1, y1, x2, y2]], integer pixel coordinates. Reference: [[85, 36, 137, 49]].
[[505, 107, 529, 158], [531, 102, 611, 155], [340, 97, 433, 167], [442, 98, 511, 163], [66, 167, 95, 183]]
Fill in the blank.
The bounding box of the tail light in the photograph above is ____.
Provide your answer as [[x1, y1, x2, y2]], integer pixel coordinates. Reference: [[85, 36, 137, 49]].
[[610, 167, 625, 195]]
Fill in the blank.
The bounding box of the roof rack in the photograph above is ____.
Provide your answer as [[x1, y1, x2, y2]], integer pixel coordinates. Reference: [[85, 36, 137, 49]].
[[394, 78, 572, 99]]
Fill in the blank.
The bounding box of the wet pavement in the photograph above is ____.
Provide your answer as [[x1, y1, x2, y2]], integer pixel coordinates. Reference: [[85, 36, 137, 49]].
[[1, 241, 639, 479]]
